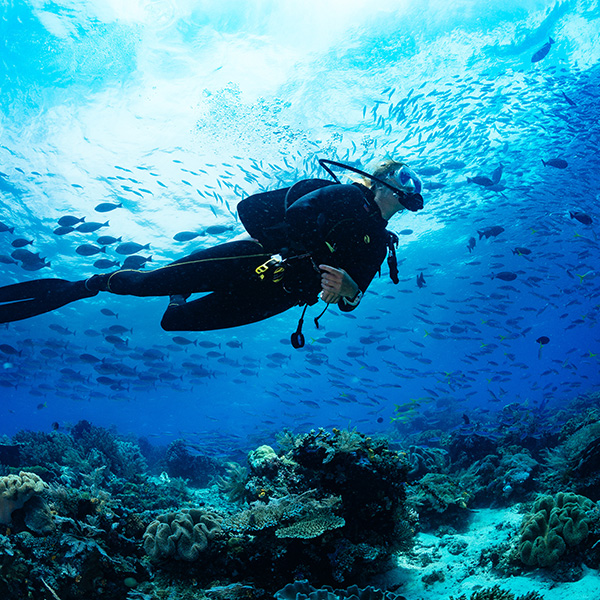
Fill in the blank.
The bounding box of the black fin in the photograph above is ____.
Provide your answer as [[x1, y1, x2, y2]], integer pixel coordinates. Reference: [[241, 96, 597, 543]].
[[0, 279, 97, 324]]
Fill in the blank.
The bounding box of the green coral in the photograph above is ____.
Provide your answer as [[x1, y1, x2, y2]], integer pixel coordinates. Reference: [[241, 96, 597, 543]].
[[143, 508, 223, 562], [519, 492, 595, 567]]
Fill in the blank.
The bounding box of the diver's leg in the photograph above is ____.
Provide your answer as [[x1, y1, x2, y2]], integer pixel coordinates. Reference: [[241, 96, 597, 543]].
[[99, 241, 272, 297], [160, 285, 298, 331], [0, 279, 97, 324]]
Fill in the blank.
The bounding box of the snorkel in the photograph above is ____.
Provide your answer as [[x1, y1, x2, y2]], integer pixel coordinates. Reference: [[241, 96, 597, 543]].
[[318, 159, 424, 212]]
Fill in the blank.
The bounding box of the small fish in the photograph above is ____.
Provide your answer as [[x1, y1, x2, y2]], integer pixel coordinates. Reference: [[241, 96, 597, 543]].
[[49, 324, 75, 335], [172, 336, 197, 346], [79, 353, 101, 363], [107, 324, 132, 335], [94, 202, 122, 213], [417, 272, 426, 288], [467, 237, 476, 253], [493, 272, 517, 282], [0, 222, 15, 234], [398, 229, 413, 236], [11, 238, 33, 248], [122, 255, 152, 269], [0, 344, 20, 356], [20, 259, 51, 271], [76, 220, 109, 233], [58, 215, 84, 227], [478, 226, 504, 239], [173, 231, 204, 242], [116, 242, 150, 255], [561, 91, 576, 107], [76, 244, 106, 256], [100, 308, 119, 318], [93, 258, 119, 269], [512, 247, 532, 255], [205, 225, 233, 235], [541, 158, 567, 169], [569, 211, 592, 225], [97, 236, 122, 245], [536, 336, 550, 345], [105, 335, 128, 346], [53, 226, 75, 236], [531, 37, 555, 63]]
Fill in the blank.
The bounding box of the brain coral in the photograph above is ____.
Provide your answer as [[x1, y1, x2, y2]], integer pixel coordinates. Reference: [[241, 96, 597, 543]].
[[143, 508, 223, 561], [0, 471, 48, 525], [519, 492, 595, 567]]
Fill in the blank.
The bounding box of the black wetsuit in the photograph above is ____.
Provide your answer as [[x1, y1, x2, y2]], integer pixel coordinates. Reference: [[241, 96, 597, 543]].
[[102, 180, 392, 331]]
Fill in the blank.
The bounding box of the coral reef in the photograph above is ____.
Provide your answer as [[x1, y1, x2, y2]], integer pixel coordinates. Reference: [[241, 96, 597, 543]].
[[140, 428, 413, 589]]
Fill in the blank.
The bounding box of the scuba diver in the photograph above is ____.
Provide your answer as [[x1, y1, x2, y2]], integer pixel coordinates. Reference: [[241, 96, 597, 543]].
[[0, 159, 423, 347]]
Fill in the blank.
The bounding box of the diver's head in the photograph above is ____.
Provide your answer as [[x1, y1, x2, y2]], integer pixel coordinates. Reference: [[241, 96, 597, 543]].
[[366, 159, 424, 217]]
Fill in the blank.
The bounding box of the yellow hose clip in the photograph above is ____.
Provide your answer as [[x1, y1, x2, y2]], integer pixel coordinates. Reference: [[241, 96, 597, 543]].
[[255, 254, 285, 282]]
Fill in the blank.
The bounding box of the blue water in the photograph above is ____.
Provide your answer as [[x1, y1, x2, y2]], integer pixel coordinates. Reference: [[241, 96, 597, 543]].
[[0, 0, 599, 451]]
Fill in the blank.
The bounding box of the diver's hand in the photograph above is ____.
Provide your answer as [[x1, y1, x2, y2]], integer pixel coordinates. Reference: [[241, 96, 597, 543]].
[[319, 265, 359, 304]]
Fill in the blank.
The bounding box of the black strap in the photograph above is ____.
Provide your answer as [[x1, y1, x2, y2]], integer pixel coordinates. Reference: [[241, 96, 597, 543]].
[[387, 232, 399, 285]]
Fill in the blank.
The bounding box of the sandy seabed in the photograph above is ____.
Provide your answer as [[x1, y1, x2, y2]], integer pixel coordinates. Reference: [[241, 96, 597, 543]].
[[372, 507, 600, 600]]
